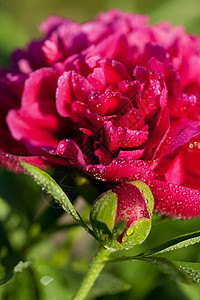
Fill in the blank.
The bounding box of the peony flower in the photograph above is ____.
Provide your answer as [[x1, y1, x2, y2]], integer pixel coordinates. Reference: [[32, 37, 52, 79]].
[[0, 9, 200, 219]]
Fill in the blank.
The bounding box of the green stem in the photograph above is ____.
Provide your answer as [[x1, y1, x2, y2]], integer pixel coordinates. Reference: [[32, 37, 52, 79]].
[[72, 246, 113, 300]]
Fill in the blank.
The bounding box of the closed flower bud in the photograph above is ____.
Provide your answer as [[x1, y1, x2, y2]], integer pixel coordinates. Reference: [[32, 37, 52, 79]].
[[90, 181, 154, 250]]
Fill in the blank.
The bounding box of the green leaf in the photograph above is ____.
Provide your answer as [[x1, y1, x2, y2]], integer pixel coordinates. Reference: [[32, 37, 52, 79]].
[[173, 261, 200, 284], [0, 272, 13, 286], [139, 229, 200, 256], [109, 255, 189, 283], [138, 257, 190, 283], [178, 281, 200, 300], [89, 271, 131, 298], [21, 162, 94, 237]]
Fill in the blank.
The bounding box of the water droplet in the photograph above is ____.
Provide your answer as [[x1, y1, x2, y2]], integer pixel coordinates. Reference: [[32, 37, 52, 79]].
[[40, 276, 53, 286], [126, 227, 134, 236], [122, 236, 128, 242], [177, 201, 182, 206]]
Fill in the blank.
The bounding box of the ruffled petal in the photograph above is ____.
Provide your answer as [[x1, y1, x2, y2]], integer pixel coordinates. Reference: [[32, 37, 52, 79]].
[[56, 70, 93, 117], [154, 118, 200, 159], [0, 152, 50, 173], [149, 180, 200, 219], [104, 121, 148, 152], [86, 158, 155, 182]]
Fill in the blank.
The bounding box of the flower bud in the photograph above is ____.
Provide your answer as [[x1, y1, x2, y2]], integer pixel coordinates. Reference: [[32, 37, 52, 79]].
[[90, 181, 154, 250]]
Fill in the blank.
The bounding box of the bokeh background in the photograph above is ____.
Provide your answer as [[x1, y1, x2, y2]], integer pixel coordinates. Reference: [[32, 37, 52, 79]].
[[0, 0, 200, 299], [1, 0, 200, 67]]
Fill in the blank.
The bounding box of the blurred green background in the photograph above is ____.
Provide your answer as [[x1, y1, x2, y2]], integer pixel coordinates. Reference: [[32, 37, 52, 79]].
[[0, 0, 200, 66], [0, 0, 200, 299]]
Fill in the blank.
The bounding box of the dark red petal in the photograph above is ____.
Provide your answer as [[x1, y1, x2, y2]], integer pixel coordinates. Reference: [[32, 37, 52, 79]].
[[118, 149, 145, 160], [71, 102, 107, 129], [133, 65, 149, 82], [87, 89, 120, 116], [87, 67, 106, 91], [97, 58, 131, 84], [86, 158, 155, 182], [120, 108, 144, 130], [0, 152, 49, 173], [117, 80, 141, 107], [56, 70, 93, 117], [113, 183, 150, 228], [165, 153, 184, 185], [54, 139, 86, 166], [94, 145, 113, 165], [7, 102, 60, 147], [21, 67, 59, 106], [181, 136, 200, 190], [104, 121, 148, 152], [149, 180, 200, 219], [6, 68, 61, 147], [145, 107, 170, 160], [153, 118, 200, 159]]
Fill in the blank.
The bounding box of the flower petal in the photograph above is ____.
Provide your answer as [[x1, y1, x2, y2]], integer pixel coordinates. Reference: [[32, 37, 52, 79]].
[[153, 118, 200, 159], [104, 121, 148, 152], [0, 152, 49, 173], [53, 139, 86, 167], [149, 180, 200, 219], [86, 158, 155, 182], [56, 70, 93, 117]]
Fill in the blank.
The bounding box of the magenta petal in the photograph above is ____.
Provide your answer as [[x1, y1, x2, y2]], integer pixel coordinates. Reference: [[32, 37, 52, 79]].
[[0, 152, 49, 173], [86, 158, 155, 182], [104, 121, 148, 152], [118, 149, 145, 160], [87, 67, 106, 91], [87, 89, 133, 116], [42, 32, 63, 64], [7, 99, 62, 147], [97, 58, 130, 84], [94, 146, 113, 165], [154, 118, 200, 159], [87, 89, 118, 116], [21, 67, 59, 106], [165, 153, 184, 185], [56, 71, 73, 117], [6, 68, 61, 147], [54, 139, 86, 167], [113, 183, 150, 229], [39, 15, 70, 34], [56, 70, 93, 117], [149, 180, 200, 219]]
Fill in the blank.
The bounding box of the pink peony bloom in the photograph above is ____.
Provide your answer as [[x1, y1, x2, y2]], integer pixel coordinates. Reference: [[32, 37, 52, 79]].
[[0, 9, 200, 219]]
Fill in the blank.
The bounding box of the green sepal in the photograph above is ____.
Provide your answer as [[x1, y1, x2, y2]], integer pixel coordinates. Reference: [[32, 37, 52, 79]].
[[90, 191, 117, 242], [112, 220, 126, 239], [129, 181, 154, 216], [120, 218, 152, 250]]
